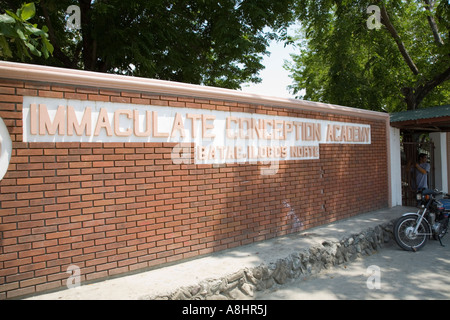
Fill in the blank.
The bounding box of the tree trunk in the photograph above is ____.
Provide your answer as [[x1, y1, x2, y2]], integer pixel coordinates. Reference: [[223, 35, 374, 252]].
[[79, 0, 96, 71], [402, 87, 417, 111]]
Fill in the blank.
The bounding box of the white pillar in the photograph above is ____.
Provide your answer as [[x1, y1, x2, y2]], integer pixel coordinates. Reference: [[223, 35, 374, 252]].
[[430, 132, 448, 193], [390, 127, 402, 206], [0, 117, 12, 181]]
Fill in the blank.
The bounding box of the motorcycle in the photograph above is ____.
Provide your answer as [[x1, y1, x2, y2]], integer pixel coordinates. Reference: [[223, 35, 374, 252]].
[[394, 188, 450, 251]]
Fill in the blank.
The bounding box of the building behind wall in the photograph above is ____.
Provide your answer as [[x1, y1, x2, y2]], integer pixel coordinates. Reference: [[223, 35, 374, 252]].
[[0, 62, 390, 299]]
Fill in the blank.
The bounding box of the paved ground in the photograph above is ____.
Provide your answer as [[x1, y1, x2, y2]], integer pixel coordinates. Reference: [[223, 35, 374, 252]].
[[254, 235, 450, 300], [25, 206, 416, 300]]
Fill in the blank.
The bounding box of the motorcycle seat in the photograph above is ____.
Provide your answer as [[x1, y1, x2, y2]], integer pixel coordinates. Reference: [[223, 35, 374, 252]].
[[440, 199, 450, 211]]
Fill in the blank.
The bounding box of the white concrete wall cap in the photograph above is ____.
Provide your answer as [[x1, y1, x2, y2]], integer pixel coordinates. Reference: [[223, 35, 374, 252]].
[[0, 61, 388, 120]]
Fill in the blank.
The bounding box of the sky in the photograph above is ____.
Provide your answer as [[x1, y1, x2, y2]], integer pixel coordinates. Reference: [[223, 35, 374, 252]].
[[239, 36, 299, 100]]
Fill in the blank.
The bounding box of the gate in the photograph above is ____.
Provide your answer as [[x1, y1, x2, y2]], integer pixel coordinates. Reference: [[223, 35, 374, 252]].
[[401, 139, 435, 207]]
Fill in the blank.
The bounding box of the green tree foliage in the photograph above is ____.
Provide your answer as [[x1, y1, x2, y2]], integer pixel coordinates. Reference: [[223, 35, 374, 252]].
[[0, 2, 53, 60], [286, 0, 449, 112], [0, 0, 295, 90]]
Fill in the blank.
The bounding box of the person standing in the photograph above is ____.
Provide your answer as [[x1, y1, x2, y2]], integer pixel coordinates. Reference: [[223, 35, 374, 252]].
[[415, 153, 430, 190]]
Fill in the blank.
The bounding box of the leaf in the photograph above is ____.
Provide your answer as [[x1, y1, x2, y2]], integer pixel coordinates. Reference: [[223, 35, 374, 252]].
[[41, 41, 49, 58], [14, 24, 27, 41], [42, 36, 54, 55], [0, 21, 16, 37], [0, 35, 13, 57], [5, 10, 20, 22], [0, 13, 15, 24], [20, 3, 36, 21], [16, 39, 31, 60], [25, 41, 41, 57], [24, 24, 47, 37]]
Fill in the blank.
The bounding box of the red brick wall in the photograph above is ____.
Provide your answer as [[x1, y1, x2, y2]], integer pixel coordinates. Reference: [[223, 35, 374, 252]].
[[0, 79, 388, 299]]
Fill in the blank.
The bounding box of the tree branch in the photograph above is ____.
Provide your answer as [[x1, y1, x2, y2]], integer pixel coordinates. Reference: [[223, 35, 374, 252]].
[[403, 64, 450, 110], [415, 64, 450, 104], [379, 5, 420, 75], [423, 0, 444, 46]]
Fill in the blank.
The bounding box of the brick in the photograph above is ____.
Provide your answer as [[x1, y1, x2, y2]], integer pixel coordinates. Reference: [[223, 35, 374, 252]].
[[131, 98, 150, 105], [111, 96, 131, 103], [6, 286, 36, 299], [2, 199, 29, 208], [0, 111, 21, 119], [0, 94, 22, 102], [45, 231, 71, 240], [88, 94, 110, 102], [64, 92, 88, 100], [50, 84, 75, 92]]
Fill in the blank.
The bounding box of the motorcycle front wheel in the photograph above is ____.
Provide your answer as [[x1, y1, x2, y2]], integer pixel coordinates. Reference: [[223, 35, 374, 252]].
[[394, 215, 430, 251]]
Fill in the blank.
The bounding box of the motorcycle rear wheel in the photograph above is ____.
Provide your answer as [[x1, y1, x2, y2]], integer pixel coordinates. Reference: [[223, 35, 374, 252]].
[[394, 215, 430, 251]]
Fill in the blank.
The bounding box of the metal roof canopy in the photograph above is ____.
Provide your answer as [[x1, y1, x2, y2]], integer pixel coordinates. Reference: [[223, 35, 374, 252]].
[[390, 105, 450, 132]]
